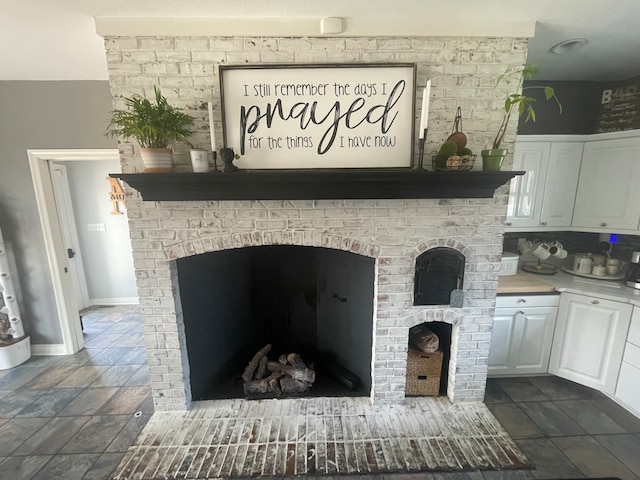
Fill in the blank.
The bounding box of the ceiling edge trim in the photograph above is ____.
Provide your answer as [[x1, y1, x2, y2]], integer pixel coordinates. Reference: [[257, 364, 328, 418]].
[[94, 17, 535, 38]]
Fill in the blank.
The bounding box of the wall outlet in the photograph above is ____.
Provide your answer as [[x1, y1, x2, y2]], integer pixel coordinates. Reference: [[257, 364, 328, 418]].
[[87, 223, 106, 232]]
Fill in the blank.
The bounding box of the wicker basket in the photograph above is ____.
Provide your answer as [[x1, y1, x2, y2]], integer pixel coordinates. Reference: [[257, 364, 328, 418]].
[[405, 348, 443, 396], [432, 154, 476, 172]]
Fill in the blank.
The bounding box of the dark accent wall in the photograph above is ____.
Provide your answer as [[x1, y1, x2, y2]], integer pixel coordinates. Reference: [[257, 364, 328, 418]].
[[594, 75, 640, 133], [517, 81, 603, 135]]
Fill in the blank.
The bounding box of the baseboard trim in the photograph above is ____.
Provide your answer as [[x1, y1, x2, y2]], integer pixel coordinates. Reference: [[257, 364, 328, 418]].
[[89, 297, 139, 306], [31, 343, 69, 356]]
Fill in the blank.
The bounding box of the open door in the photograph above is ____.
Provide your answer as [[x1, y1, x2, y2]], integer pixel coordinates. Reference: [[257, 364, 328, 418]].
[[50, 163, 90, 312]]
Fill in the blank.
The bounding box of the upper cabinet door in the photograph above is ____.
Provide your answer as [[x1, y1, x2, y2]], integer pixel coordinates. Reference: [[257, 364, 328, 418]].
[[540, 142, 583, 227], [572, 137, 640, 230], [506, 142, 550, 228]]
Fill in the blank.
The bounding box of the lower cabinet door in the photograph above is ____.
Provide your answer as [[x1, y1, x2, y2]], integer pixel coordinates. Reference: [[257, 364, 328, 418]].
[[489, 306, 558, 376], [512, 307, 558, 374], [549, 292, 632, 394], [615, 361, 640, 416], [488, 310, 516, 375]]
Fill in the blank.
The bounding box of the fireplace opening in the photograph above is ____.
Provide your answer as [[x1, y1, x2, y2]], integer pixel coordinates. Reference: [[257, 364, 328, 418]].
[[414, 247, 465, 306], [175, 245, 375, 401]]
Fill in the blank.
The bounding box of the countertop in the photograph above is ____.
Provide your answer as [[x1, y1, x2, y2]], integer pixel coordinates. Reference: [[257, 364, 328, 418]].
[[498, 269, 640, 306], [497, 273, 558, 294]]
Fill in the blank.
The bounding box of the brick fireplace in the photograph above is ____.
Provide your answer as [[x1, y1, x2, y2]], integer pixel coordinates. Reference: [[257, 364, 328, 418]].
[[103, 33, 527, 411]]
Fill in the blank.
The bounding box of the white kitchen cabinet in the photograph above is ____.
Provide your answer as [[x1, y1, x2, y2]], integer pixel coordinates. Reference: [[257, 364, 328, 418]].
[[549, 292, 632, 394], [540, 143, 584, 227], [488, 295, 559, 376], [572, 136, 640, 230], [506, 140, 582, 230], [615, 307, 640, 415]]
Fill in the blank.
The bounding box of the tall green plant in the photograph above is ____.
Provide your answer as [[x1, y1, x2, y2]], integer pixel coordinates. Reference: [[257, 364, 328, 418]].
[[492, 64, 562, 150], [106, 86, 194, 149]]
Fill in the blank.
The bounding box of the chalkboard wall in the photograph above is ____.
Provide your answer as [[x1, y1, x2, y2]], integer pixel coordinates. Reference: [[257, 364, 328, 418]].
[[517, 81, 603, 135], [595, 75, 640, 133], [518, 77, 640, 135]]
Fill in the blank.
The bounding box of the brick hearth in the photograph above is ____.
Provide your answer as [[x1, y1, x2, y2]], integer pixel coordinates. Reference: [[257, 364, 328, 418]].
[[112, 396, 530, 479]]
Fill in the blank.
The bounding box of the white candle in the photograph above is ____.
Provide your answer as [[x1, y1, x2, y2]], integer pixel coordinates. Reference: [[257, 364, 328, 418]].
[[419, 80, 431, 139], [208, 101, 216, 152]]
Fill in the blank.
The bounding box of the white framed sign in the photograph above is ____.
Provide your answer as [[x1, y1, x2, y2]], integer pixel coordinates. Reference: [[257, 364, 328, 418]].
[[220, 63, 416, 169]]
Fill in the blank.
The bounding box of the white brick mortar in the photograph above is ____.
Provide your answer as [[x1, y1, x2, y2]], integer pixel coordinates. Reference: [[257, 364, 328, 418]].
[[103, 35, 526, 411]]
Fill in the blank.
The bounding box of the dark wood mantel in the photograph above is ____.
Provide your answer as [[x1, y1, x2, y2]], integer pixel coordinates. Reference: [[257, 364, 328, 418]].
[[110, 169, 524, 201]]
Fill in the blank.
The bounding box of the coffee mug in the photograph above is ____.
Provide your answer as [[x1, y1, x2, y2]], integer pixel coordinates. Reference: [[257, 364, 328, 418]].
[[518, 240, 534, 255], [573, 254, 593, 274], [531, 242, 551, 260], [606, 265, 619, 275], [549, 241, 568, 259], [606, 258, 622, 275], [592, 265, 606, 276]]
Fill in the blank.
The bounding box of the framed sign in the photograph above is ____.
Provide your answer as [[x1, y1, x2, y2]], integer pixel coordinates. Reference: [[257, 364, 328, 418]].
[[220, 63, 416, 169]]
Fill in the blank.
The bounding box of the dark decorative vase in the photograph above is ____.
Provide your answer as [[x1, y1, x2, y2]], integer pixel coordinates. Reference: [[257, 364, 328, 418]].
[[220, 148, 238, 172], [481, 149, 507, 171]]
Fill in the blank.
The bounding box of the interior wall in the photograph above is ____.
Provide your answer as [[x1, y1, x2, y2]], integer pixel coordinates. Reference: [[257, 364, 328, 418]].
[[0, 81, 116, 344], [61, 159, 137, 303], [316, 249, 375, 392], [252, 246, 318, 354], [517, 81, 603, 135], [177, 250, 255, 400]]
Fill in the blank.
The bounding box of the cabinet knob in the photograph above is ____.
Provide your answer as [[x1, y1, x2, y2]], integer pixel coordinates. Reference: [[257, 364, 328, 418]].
[[517, 298, 527, 303], [541, 222, 547, 226], [506, 222, 512, 226], [600, 223, 607, 227], [591, 299, 600, 305]]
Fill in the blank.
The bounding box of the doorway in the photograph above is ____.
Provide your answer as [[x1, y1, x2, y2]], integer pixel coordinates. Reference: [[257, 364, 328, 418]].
[[28, 149, 133, 354]]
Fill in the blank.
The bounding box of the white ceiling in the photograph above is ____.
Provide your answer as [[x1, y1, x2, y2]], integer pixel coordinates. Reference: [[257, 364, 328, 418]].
[[2, 0, 639, 82]]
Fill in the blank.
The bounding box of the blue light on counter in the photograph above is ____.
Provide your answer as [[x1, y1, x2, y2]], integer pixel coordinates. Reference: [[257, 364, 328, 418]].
[[609, 234, 620, 244]]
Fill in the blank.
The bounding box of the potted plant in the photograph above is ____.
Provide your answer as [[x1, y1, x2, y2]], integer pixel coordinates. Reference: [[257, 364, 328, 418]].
[[482, 64, 562, 171], [106, 86, 195, 172]]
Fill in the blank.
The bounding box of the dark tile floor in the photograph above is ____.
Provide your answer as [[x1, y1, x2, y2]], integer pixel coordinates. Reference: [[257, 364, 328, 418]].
[[0, 305, 153, 480], [1, 305, 639, 480], [485, 376, 640, 480]]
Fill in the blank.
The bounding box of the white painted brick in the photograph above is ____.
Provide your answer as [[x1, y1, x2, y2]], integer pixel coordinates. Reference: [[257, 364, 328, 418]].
[[103, 33, 523, 409], [260, 51, 296, 63], [277, 38, 313, 51], [209, 37, 243, 51], [191, 51, 226, 63], [175, 37, 210, 51], [225, 52, 262, 63]]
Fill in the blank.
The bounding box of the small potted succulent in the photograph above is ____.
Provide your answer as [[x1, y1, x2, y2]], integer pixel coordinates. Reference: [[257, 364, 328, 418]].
[[106, 86, 195, 172], [482, 64, 562, 171]]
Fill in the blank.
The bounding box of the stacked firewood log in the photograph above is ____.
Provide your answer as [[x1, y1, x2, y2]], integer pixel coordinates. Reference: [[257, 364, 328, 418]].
[[241, 344, 315, 397]]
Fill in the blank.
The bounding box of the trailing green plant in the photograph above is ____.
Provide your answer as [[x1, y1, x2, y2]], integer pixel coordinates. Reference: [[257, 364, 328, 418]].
[[491, 64, 562, 150], [106, 86, 194, 149]]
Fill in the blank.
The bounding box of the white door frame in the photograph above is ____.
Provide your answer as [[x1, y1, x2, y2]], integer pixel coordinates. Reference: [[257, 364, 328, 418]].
[[28, 149, 120, 354]]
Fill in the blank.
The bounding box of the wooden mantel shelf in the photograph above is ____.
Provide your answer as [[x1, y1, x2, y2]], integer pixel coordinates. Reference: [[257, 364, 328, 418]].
[[110, 169, 524, 201]]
